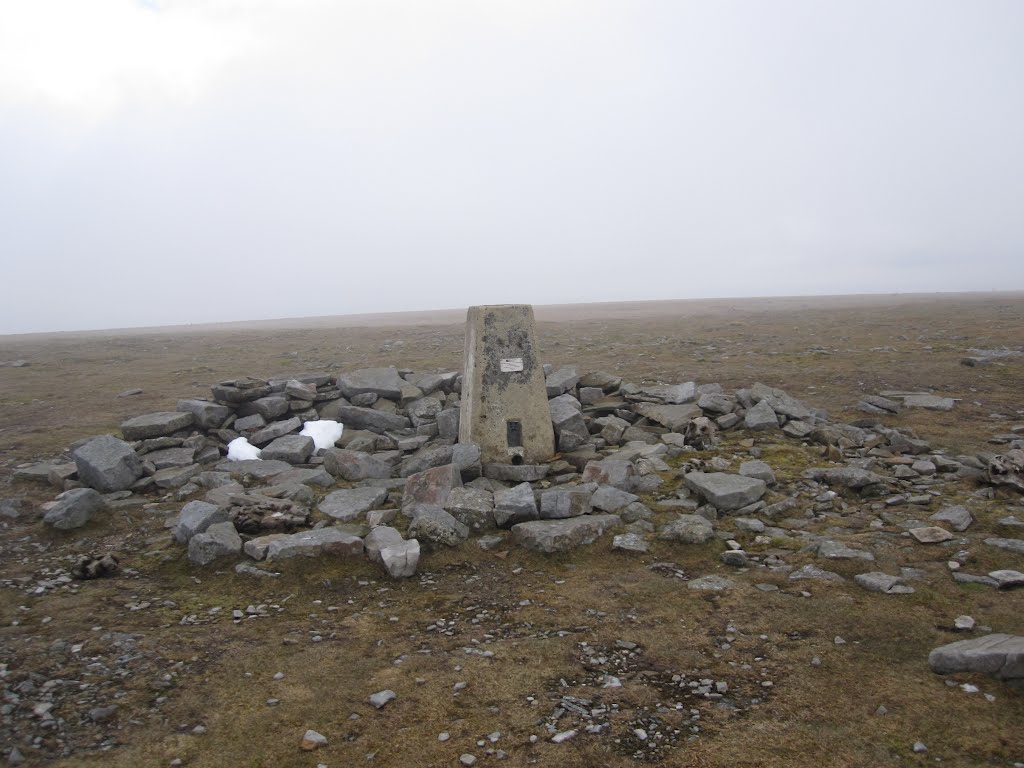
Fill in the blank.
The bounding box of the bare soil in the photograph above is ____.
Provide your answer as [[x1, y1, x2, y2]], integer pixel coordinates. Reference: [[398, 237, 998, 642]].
[[1, 292, 1022, 768]]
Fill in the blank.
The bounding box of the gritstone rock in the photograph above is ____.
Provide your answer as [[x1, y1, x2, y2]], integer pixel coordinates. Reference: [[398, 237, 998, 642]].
[[657, 514, 714, 544], [319, 487, 389, 522], [73, 435, 145, 493], [683, 472, 766, 511], [176, 399, 232, 430], [928, 634, 1024, 680], [539, 487, 593, 519], [188, 521, 242, 565], [493, 482, 539, 528], [324, 449, 392, 480], [929, 505, 974, 532], [121, 411, 194, 441], [261, 435, 315, 464], [743, 399, 778, 431], [43, 488, 105, 530], [402, 463, 462, 514], [511, 514, 621, 553], [173, 500, 228, 543], [407, 504, 469, 547]]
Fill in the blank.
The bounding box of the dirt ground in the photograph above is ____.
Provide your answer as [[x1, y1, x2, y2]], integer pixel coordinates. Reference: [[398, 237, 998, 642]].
[[1, 292, 1022, 768]]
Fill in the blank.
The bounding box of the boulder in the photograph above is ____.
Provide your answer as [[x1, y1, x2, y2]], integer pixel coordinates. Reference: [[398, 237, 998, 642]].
[[512, 514, 621, 553], [493, 482, 539, 528], [399, 445, 455, 477], [539, 487, 593, 519], [215, 459, 293, 480], [684, 472, 766, 511], [743, 399, 778, 431], [176, 399, 233, 430], [928, 634, 1024, 680], [637, 382, 697, 404], [632, 402, 702, 431], [381, 539, 420, 578], [336, 368, 406, 400], [749, 382, 814, 420], [444, 487, 495, 531], [591, 485, 639, 513], [549, 394, 590, 452], [324, 449, 392, 480], [173, 500, 228, 543], [238, 396, 290, 420], [402, 464, 462, 514], [261, 435, 315, 465], [657, 514, 714, 544], [545, 366, 580, 397], [581, 459, 636, 491], [250, 417, 302, 447], [929, 505, 973, 532], [483, 463, 549, 482], [436, 408, 461, 440], [144, 446, 197, 470], [324, 404, 411, 433], [319, 487, 389, 522], [854, 572, 914, 594], [407, 504, 469, 547], [43, 488, 105, 530], [611, 533, 649, 553], [407, 397, 443, 428], [73, 436, 144, 492], [364, 526, 405, 563], [739, 460, 776, 485], [265, 528, 364, 560], [121, 411, 194, 441], [187, 521, 242, 565]]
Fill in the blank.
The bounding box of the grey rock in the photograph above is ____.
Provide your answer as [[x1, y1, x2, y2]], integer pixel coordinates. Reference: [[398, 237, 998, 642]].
[[173, 500, 228, 544], [369, 689, 396, 709], [721, 550, 748, 566], [239, 395, 290, 420], [177, 399, 233, 430], [483, 463, 549, 482], [903, 394, 955, 411], [0, 497, 29, 519], [266, 528, 364, 560], [493, 482, 539, 528], [243, 533, 290, 560], [121, 411, 194, 441], [211, 378, 272, 403], [735, 517, 765, 533], [364, 526, 405, 563], [579, 371, 621, 391], [860, 394, 901, 414], [684, 472, 766, 511], [187, 521, 242, 565], [215, 459, 293, 480], [817, 540, 875, 561], [444, 486, 495, 531], [399, 444, 455, 477], [73, 435, 144, 492], [739, 460, 776, 484], [546, 366, 580, 397], [549, 394, 590, 452], [235, 563, 280, 578], [407, 504, 469, 547], [750, 382, 814, 420], [984, 537, 1024, 554], [988, 570, 1024, 589], [697, 392, 734, 415], [250, 416, 302, 447], [612, 533, 648, 553], [153, 463, 202, 489], [381, 539, 420, 578], [632, 402, 702, 431], [595, 415, 630, 445], [324, 404, 411, 433], [620, 501, 654, 523], [268, 467, 334, 487], [658, 514, 714, 544], [234, 413, 266, 432], [591, 485, 639, 512], [402, 463, 462, 514], [909, 527, 955, 543], [261, 434, 314, 464], [928, 634, 1024, 680], [324, 449, 392, 480], [43, 488, 105, 530], [687, 575, 735, 591], [408, 397, 443, 428], [337, 368, 406, 400], [511, 514, 621, 553], [788, 564, 845, 583], [637, 382, 697, 404], [929, 505, 974, 532], [743, 399, 779, 431], [806, 467, 887, 491], [319, 487, 389, 521], [854, 572, 915, 594], [539, 487, 593, 519], [437, 408, 461, 440], [144, 446, 197, 470], [581, 459, 636, 490]]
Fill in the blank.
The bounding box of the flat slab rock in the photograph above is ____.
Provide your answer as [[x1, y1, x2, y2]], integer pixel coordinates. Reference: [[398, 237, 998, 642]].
[[121, 411, 194, 440], [215, 459, 293, 480], [928, 634, 1024, 680], [683, 472, 766, 511], [511, 514, 621, 553]]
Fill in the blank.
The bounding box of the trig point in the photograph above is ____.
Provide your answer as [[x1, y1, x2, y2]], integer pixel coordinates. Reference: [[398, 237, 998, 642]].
[[459, 304, 555, 465]]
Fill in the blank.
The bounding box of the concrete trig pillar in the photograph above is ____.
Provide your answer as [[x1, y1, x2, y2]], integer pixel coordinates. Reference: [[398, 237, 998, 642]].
[[459, 305, 555, 465]]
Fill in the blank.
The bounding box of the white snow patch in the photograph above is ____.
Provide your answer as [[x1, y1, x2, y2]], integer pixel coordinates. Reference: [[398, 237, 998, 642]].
[[227, 436, 262, 460], [300, 419, 344, 450]]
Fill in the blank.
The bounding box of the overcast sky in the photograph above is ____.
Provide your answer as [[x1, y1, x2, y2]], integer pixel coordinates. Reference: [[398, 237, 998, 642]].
[[1, 1, 1022, 333]]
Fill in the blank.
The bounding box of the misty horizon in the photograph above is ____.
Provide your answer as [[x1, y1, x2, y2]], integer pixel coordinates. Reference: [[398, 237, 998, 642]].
[[2, 1, 1023, 334]]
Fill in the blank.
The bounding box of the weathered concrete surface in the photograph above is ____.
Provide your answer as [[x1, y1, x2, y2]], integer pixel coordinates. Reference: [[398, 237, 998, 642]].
[[459, 305, 554, 464]]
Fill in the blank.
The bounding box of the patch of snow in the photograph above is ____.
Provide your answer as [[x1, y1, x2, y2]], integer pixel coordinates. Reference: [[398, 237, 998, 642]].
[[227, 436, 262, 460], [300, 419, 344, 450]]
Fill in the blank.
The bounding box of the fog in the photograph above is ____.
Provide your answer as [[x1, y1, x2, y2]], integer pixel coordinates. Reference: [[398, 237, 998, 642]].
[[1, 1, 1022, 333]]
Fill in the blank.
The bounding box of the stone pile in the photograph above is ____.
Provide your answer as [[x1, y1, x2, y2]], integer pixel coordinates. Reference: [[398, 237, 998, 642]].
[[10, 365, 1024, 599]]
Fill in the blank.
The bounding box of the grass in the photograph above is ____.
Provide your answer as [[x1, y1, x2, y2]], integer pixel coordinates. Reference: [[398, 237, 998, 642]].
[[1, 294, 1023, 767]]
